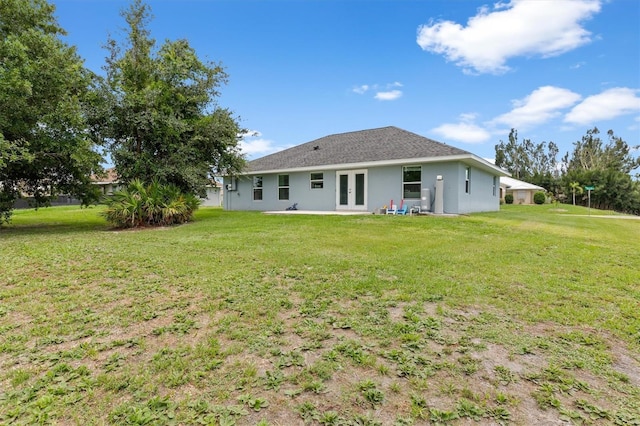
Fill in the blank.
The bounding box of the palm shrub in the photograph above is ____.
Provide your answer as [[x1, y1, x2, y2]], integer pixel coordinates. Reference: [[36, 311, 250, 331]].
[[103, 179, 200, 228]]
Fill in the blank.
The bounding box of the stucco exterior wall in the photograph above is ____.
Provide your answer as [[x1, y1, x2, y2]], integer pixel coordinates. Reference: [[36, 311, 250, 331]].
[[455, 164, 501, 213], [224, 161, 501, 213], [224, 171, 336, 211], [506, 188, 536, 204], [200, 186, 223, 207]]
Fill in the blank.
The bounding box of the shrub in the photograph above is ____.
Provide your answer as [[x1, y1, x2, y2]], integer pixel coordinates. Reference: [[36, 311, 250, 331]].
[[533, 191, 546, 205], [504, 194, 514, 204], [103, 179, 200, 228]]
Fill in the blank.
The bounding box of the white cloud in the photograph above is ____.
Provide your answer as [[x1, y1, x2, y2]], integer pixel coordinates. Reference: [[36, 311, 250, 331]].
[[432, 114, 491, 144], [239, 131, 296, 159], [374, 90, 403, 101], [492, 86, 582, 129], [352, 85, 369, 94], [353, 82, 403, 99], [417, 0, 601, 74], [239, 138, 279, 156], [564, 87, 640, 125]]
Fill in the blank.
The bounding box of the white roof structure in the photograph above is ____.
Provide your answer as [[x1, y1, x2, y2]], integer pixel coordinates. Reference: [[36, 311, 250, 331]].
[[500, 176, 545, 191]]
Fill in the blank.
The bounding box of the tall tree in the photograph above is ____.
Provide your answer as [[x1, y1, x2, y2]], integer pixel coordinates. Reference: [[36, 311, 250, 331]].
[[0, 0, 103, 224], [90, 0, 245, 196], [494, 129, 559, 185], [562, 128, 640, 214]]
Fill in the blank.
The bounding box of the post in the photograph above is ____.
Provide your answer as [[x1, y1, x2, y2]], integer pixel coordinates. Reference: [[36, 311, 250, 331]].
[[584, 186, 594, 216]]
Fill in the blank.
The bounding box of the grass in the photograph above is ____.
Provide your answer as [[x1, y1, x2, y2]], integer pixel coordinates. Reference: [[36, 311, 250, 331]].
[[0, 204, 638, 425]]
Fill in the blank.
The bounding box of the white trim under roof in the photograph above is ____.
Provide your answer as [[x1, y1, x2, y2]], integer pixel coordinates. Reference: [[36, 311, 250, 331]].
[[243, 154, 509, 176]]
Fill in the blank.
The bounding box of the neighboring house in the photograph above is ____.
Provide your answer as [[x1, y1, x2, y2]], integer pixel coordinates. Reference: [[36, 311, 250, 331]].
[[200, 181, 224, 207], [92, 168, 224, 206], [92, 168, 121, 196], [224, 126, 509, 214], [500, 176, 545, 204]]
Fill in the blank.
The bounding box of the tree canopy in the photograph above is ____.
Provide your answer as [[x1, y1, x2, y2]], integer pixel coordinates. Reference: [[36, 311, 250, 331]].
[[495, 127, 640, 215], [562, 128, 640, 214], [0, 0, 103, 224], [89, 0, 245, 197], [494, 129, 559, 189]]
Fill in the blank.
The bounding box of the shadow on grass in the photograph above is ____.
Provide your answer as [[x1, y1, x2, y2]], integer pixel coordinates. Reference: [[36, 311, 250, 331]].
[[0, 206, 110, 237], [0, 206, 233, 237], [0, 221, 111, 237]]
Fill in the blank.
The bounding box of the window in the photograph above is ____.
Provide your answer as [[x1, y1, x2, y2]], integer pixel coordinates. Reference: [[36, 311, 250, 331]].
[[402, 166, 421, 199], [465, 167, 471, 194], [253, 176, 263, 201], [493, 176, 497, 196], [310, 172, 324, 189], [339, 174, 348, 205], [278, 174, 289, 200]]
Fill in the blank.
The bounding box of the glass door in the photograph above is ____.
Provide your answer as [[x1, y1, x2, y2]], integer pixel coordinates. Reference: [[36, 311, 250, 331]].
[[336, 170, 367, 210]]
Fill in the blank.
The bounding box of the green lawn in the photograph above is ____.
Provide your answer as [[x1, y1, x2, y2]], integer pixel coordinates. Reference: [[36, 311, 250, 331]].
[[1, 205, 638, 425]]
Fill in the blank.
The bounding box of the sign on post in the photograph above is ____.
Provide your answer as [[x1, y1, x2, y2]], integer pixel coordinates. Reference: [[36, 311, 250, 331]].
[[584, 186, 594, 215]]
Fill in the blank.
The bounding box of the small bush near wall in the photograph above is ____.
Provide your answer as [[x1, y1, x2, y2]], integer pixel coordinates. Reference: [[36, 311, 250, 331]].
[[505, 194, 514, 204], [533, 191, 546, 205]]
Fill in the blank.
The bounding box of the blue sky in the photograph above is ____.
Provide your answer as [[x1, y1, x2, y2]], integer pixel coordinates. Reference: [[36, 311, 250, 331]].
[[51, 0, 640, 162]]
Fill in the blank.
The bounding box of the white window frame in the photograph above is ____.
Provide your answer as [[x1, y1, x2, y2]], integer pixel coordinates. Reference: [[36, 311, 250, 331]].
[[465, 167, 471, 194], [310, 172, 324, 189], [278, 174, 289, 200], [253, 176, 263, 201], [402, 165, 421, 200]]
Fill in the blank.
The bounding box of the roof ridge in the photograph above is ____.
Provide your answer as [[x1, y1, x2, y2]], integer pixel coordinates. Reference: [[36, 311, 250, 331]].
[[246, 126, 474, 172], [313, 125, 397, 140]]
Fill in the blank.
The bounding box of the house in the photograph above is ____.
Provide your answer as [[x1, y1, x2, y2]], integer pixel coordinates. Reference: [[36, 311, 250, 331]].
[[223, 126, 509, 214], [91, 168, 223, 206], [200, 181, 224, 207], [92, 168, 121, 196], [500, 176, 545, 204]]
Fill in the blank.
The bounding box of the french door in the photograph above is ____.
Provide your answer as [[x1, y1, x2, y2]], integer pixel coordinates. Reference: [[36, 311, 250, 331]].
[[336, 169, 367, 210]]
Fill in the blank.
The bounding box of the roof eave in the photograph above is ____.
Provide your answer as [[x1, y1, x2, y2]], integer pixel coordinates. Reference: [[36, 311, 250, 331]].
[[240, 154, 510, 176]]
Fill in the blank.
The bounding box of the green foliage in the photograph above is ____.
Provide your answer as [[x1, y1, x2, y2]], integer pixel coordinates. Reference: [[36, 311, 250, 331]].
[[358, 380, 385, 407], [103, 179, 200, 228], [569, 181, 583, 205], [533, 191, 546, 205], [561, 128, 640, 214], [504, 193, 514, 204], [0, 0, 103, 224], [89, 0, 245, 197], [237, 394, 269, 412], [495, 127, 640, 214], [108, 396, 177, 425], [494, 128, 559, 182]]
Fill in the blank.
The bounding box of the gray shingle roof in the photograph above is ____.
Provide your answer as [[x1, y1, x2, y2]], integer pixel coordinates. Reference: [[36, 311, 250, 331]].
[[247, 126, 472, 172]]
